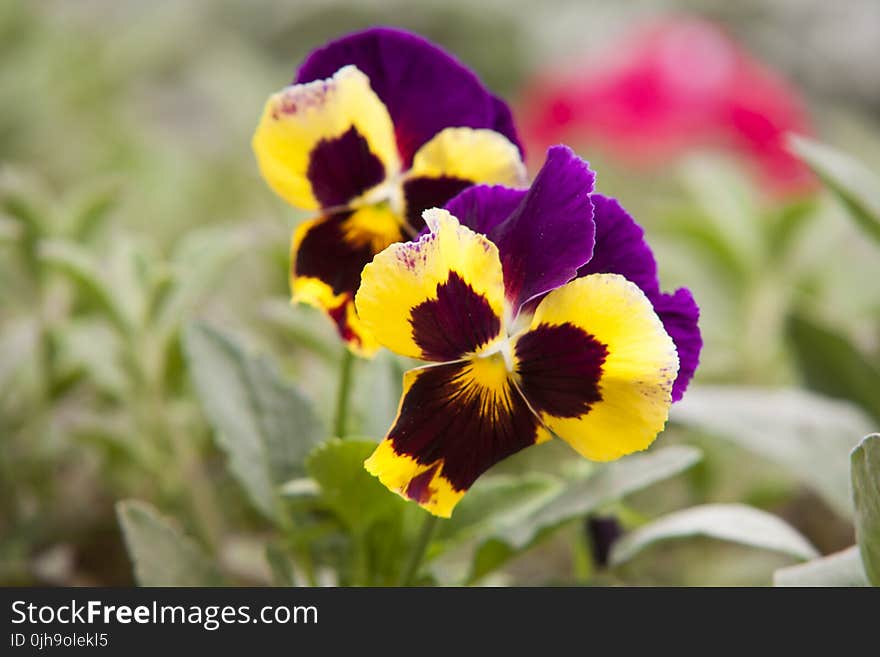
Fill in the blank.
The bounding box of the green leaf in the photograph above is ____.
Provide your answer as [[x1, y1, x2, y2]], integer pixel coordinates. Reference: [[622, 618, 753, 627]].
[[306, 439, 406, 536], [105, 237, 153, 331], [351, 350, 405, 440], [54, 318, 127, 398], [661, 213, 751, 285], [63, 177, 121, 240], [672, 386, 873, 518], [427, 474, 560, 584], [788, 135, 880, 244], [461, 445, 701, 582], [765, 197, 818, 253], [470, 539, 515, 583], [787, 313, 880, 423], [0, 172, 50, 241], [265, 544, 296, 587], [774, 546, 869, 587], [38, 239, 133, 334], [116, 499, 223, 586], [184, 322, 324, 522], [0, 317, 38, 393], [852, 434, 880, 585], [499, 445, 702, 550], [153, 224, 255, 348], [610, 504, 819, 567], [435, 474, 562, 546], [259, 298, 339, 364], [0, 215, 21, 243], [678, 156, 763, 270]]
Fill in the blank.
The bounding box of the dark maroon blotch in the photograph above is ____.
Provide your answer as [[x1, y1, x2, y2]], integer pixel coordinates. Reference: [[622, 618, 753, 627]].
[[390, 362, 541, 492], [307, 126, 386, 208], [409, 271, 501, 361], [326, 298, 358, 347], [402, 176, 472, 233], [515, 323, 608, 418], [405, 463, 440, 504], [295, 211, 398, 300]]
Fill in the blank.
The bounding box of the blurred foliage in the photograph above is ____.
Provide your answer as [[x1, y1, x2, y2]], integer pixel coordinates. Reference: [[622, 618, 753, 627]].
[[1, 1, 879, 587]]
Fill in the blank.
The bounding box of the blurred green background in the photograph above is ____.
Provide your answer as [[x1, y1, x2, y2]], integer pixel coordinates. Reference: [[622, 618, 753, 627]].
[[1, 0, 878, 586]]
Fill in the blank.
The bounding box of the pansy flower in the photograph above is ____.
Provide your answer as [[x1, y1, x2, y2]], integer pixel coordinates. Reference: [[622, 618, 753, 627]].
[[356, 146, 701, 517], [252, 27, 526, 354]]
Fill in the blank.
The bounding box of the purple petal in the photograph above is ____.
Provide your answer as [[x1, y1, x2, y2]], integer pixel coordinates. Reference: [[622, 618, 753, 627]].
[[296, 27, 522, 167], [489, 145, 596, 312], [577, 194, 660, 298], [653, 288, 702, 401], [489, 94, 521, 152], [444, 184, 526, 236], [576, 193, 701, 400]]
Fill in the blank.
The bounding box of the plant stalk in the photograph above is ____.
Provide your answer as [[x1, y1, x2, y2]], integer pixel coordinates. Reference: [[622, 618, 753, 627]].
[[333, 348, 356, 438], [398, 514, 439, 586]]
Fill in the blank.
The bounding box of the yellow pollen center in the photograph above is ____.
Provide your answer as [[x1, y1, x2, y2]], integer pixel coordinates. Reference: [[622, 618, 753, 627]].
[[467, 351, 509, 389], [357, 176, 407, 219], [341, 203, 403, 252]]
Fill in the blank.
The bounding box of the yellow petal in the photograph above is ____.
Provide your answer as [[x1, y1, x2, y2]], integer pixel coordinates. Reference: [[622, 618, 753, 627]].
[[365, 437, 464, 519], [514, 273, 678, 461], [355, 209, 507, 361], [408, 127, 527, 188], [253, 65, 400, 210], [364, 359, 548, 517], [290, 208, 402, 356]]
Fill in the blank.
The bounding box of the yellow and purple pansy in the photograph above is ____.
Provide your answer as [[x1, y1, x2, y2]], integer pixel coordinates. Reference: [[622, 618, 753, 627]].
[[252, 27, 526, 354], [356, 146, 702, 517]]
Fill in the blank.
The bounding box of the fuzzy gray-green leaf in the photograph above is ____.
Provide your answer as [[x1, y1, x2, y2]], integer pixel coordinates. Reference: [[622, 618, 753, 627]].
[[672, 386, 872, 518], [610, 504, 819, 567], [788, 135, 880, 244], [774, 546, 869, 587], [117, 499, 222, 586], [184, 321, 324, 522], [852, 434, 880, 585]]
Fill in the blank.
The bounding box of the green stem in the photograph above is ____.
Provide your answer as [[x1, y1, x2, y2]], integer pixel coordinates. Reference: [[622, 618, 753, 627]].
[[398, 514, 439, 586], [333, 348, 355, 438], [353, 533, 370, 587], [573, 523, 594, 583], [299, 548, 318, 587]]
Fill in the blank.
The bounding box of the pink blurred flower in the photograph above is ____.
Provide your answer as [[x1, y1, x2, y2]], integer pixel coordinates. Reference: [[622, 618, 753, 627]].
[[520, 17, 816, 195]]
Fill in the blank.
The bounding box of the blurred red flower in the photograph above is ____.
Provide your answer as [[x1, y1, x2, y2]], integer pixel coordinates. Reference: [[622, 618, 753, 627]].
[[520, 17, 816, 195]]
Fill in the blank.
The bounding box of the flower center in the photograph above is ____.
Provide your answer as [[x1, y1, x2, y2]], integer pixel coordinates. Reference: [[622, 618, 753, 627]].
[[468, 348, 511, 389], [476, 337, 516, 375], [341, 203, 403, 252], [358, 174, 407, 222]]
